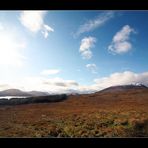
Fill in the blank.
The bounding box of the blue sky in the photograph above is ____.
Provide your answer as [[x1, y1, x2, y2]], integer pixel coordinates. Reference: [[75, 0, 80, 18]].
[[0, 10, 148, 93]]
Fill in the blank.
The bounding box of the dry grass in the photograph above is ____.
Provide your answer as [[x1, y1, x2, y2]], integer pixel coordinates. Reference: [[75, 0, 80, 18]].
[[0, 88, 148, 137]]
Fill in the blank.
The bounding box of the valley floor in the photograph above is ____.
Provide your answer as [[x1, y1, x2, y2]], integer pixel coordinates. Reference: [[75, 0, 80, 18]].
[[0, 89, 148, 137]]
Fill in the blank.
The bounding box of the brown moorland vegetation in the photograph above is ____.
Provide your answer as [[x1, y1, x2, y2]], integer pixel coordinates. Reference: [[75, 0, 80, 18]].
[[0, 87, 148, 137]]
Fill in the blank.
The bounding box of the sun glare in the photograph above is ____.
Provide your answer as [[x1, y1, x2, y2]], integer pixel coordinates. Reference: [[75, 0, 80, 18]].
[[0, 31, 25, 67]]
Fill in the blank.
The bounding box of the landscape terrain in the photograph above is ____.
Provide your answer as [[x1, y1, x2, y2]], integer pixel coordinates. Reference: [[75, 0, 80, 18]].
[[0, 84, 148, 137], [0, 11, 148, 138]]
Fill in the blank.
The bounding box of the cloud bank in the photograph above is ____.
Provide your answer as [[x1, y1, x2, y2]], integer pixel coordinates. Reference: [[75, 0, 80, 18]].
[[94, 71, 148, 89], [1, 71, 148, 94]]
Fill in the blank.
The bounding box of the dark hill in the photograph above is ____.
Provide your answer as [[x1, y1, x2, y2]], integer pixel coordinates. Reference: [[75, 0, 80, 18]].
[[98, 84, 147, 93], [0, 94, 67, 106]]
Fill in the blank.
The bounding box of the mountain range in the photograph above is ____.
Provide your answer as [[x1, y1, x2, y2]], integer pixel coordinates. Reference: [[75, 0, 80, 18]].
[[0, 89, 49, 97], [0, 84, 147, 97]]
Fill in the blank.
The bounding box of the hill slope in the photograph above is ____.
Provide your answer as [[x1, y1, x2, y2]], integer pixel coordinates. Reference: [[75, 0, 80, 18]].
[[98, 84, 147, 93]]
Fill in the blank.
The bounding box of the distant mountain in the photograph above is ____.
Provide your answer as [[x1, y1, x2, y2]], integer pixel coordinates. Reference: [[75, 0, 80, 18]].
[[0, 89, 31, 96], [28, 91, 49, 96], [98, 84, 147, 93], [0, 89, 49, 97]]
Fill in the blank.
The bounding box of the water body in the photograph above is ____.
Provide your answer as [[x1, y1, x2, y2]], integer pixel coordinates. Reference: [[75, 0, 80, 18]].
[[0, 96, 29, 100]]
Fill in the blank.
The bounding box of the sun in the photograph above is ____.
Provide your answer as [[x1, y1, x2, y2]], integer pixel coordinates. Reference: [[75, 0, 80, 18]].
[[0, 30, 25, 67]]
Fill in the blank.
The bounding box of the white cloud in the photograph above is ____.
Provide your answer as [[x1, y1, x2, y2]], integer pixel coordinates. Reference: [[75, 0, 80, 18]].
[[86, 64, 97, 74], [108, 25, 135, 54], [40, 69, 60, 75], [94, 71, 148, 89], [19, 11, 54, 38], [79, 36, 96, 59], [75, 11, 114, 37]]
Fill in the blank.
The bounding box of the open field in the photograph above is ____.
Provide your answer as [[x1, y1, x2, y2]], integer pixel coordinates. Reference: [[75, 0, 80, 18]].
[[0, 88, 148, 137]]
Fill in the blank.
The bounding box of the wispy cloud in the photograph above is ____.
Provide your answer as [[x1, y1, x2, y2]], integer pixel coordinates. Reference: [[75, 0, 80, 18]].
[[79, 36, 96, 59], [86, 64, 98, 74], [40, 69, 60, 75], [75, 11, 114, 37], [19, 11, 54, 38], [108, 25, 135, 54]]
